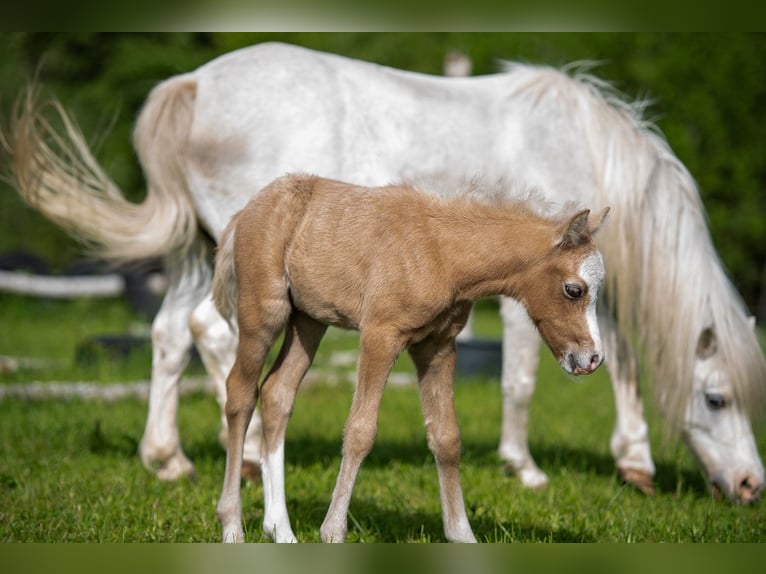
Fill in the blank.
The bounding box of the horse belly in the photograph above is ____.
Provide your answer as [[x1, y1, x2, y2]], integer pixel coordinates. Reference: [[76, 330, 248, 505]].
[[286, 266, 364, 331]]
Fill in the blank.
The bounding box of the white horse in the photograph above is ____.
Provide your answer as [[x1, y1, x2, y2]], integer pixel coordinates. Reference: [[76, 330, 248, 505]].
[[8, 42, 765, 504]]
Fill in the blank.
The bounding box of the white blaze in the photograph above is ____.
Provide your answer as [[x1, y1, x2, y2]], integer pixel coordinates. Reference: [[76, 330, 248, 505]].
[[579, 251, 605, 357]]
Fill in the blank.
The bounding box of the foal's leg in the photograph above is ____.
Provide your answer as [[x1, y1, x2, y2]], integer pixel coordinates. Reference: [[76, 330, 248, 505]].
[[409, 335, 476, 543], [190, 296, 263, 480], [601, 314, 656, 494], [139, 245, 211, 481], [496, 297, 548, 488], [320, 328, 403, 543], [260, 311, 327, 542], [217, 291, 291, 543]]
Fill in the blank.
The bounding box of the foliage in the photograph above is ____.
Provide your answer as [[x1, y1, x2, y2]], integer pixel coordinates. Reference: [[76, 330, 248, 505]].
[[0, 33, 765, 316]]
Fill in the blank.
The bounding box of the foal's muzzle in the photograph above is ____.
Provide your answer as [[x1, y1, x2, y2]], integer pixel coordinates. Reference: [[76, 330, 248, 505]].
[[565, 352, 602, 376]]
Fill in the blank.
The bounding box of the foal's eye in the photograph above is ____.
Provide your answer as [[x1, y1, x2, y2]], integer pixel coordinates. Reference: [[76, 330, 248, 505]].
[[705, 393, 727, 411], [564, 283, 584, 299]]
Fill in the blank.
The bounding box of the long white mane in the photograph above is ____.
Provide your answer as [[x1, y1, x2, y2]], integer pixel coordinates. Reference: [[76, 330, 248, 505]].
[[501, 61, 766, 431]]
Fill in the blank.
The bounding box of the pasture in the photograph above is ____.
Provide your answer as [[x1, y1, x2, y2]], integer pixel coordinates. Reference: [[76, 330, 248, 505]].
[[1, 294, 764, 542]]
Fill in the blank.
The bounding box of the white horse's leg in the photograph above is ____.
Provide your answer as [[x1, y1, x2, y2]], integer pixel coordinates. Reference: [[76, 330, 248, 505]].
[[409, 334, 476, 543], [139, 246, 211, 481], [189, 296, 264, 480], [456, 308, 474, 341], [320, 329, 402, 543], [259, 312, 327, 543], [600, 313, 656, 494], [497, 297, 548, 488]]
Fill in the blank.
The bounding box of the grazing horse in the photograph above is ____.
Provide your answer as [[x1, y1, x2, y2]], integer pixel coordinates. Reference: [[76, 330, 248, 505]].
[[212, 174, 607, 543], [7, 42, 765, 502]]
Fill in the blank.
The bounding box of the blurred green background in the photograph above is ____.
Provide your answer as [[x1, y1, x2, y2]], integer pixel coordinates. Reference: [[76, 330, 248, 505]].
[[1, 33, 765, 319]]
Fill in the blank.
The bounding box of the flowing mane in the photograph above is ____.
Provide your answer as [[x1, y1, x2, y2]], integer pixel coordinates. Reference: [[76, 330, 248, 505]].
[[502, 61, 766, 432]]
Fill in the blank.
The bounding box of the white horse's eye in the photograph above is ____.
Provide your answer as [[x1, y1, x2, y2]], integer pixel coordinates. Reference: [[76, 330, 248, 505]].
[[564, 283, 584, 299], [705, 392, 727, 410]]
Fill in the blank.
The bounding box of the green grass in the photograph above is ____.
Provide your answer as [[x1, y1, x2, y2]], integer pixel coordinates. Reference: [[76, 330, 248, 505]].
[[1, 295, 765, 542]]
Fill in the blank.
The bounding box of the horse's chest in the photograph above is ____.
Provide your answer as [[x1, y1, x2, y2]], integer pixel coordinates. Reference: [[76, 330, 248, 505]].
[[404, 301, 472, 346]]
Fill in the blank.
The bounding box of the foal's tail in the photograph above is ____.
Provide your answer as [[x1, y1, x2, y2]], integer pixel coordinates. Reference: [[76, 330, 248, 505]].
[[3, 76, 199, 262], [212, 212, 241, 326]]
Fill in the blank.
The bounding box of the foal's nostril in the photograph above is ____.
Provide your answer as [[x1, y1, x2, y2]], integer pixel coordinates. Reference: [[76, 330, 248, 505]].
[[589, 354, 601, 369]]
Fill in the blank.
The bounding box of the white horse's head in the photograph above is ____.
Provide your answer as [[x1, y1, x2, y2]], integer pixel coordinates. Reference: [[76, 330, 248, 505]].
[[682, 320, 764, 504]]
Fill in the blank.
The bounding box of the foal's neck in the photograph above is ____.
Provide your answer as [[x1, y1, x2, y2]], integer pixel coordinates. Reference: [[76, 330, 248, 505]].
[[435, 206, 554, 302]]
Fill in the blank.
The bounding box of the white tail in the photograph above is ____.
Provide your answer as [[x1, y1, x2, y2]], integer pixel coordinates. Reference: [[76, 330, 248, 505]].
[[5, 77, 199, 262]]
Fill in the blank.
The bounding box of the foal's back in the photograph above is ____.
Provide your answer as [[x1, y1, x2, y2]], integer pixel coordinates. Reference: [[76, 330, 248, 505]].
[[234, 174, 448, 330], [230, 173, 557, 336]]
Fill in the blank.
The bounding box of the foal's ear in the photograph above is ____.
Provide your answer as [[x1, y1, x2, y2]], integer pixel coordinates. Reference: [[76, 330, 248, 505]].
[[556, 207, 610, 249], [588, 206, 610, 235]]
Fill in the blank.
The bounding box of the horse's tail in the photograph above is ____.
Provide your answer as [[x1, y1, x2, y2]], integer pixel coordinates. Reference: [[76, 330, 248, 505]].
[[212, 211, 241, 326], [4, 76, 199, 262]]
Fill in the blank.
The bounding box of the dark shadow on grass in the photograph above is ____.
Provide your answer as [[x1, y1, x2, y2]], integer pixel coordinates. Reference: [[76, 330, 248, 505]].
[[241, 492, 592, 543], [87, 419, 139, 456], [526, 441, 709, 498], [183, 430, 711, 501]]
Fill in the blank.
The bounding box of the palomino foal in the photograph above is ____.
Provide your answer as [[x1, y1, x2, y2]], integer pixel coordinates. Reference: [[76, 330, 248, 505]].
[[213, 174, 608, 543]]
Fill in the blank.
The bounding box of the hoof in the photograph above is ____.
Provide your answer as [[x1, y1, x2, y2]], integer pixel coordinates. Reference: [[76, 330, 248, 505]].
[[241, 460, 262, 483], [152, 452, 195, 481], [619, 467, 655, 495], [502, 463, 549, 490]]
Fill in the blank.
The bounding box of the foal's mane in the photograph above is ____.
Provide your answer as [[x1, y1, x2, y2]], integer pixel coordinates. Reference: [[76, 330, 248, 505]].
[[502, 61, 766, 431], [406, 175, 579, 224]]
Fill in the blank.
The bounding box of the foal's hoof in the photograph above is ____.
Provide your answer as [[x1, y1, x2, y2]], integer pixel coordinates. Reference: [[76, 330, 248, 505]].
[[619, 467, 655, 495], [241, 460, 262, 483]]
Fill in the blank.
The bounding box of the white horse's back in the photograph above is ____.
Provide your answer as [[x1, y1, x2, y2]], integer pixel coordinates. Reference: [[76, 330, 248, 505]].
[[182, 42, 604, 235]]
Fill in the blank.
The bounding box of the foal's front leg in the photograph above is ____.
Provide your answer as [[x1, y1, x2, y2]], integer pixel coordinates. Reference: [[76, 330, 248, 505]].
[[319, 328, 403, 543], [409, 335, 476, 543]]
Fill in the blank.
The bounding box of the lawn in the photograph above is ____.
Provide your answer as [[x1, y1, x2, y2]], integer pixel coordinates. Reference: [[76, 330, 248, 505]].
[[1, 294, 765, 542]]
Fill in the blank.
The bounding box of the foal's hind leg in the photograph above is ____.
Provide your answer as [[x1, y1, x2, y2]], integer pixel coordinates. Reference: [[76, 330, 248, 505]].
[[320, 327, 404, 543], [140, 246, 211, 481], [190, 296, 264, 480], [409, 334, 476, 543], [217, 290, 291, 543], [260, 311, 327, 542]]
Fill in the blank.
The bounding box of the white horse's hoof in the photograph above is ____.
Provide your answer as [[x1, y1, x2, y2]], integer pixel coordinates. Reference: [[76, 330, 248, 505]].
[[241, 460, 262, 482], [503, 462, 549, 489], [618, 467, 655, 495], [155, 454, 195, 481], [518, 467, 549, 489]]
